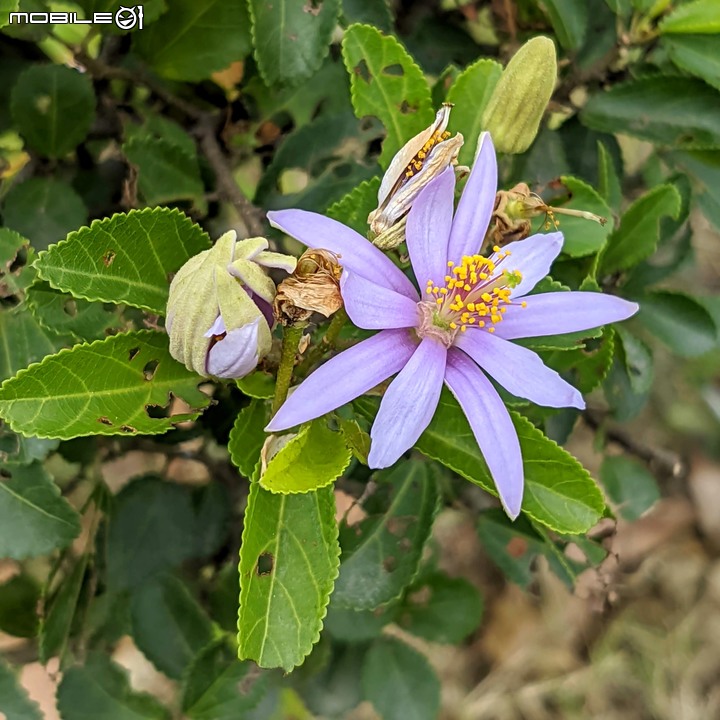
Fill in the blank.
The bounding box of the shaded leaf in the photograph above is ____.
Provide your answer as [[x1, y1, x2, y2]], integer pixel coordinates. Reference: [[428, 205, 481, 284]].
[[597, 140, 622, 210], [260, 419, 351, 494], [249, 0, 341, 87], [0, 330, 210, 439], [326, 177, 380, 235], [10, 64, 95, 158], [341, 0, 392, 31], [362, 637, 440, 720], [0, 660, 42, 720], [615, 326, 654, 395], [324, 603, 395, 642], [332, 461, 439, 610], [600, 455, 660, 521], [0, 462, 80, 559], [663, 34, 720, 91], [539, 0, 588, 49], [34, 207, 211, 315], [0, 573, 40, 637], [342, 23, 434, 167], [228, 400, 269, 478], [238, 484, 339, 671]]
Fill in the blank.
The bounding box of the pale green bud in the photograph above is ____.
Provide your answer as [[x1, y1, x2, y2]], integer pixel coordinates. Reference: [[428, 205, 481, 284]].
[[166, 230, 296, 379], [481, 36, 557, 154]]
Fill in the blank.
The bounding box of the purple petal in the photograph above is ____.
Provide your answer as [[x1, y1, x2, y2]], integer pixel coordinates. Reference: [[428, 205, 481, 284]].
[[268, 209, 418, 300], [406, 167, 455, 288], [266, 329, 417, 432], [206, 319, 260, 378], [495, 292, 639, 340], [455, 330, 584, 409], [341, 271, 419, 330], [368, 338, 447, 468], [204, 315, 225, 337], [247, 291, 275, 329], [445, 349, 523, 519], [446, 132, 497, 262], [497, 232, 563, 298]]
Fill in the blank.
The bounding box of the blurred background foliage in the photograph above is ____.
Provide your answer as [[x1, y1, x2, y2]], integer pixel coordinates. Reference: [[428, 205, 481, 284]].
[[0, 0, 719, 719]]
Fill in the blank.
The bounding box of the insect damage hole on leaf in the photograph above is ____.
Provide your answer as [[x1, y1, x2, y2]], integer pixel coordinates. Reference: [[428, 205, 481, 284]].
[[62, 298, 78, 317], [142, 359, 159, 381], [120, 425, 137, 433], [0, 468, 12, 479], [97, 416, 113, 426], [398, 100, 418, 114], [382, 64, 404, 76], [145, 401, 171, 419], [102, 250, 116, 267], [128, 347, 140, 361], [354, 59, 371, 83], [256, 552, 274, 576]]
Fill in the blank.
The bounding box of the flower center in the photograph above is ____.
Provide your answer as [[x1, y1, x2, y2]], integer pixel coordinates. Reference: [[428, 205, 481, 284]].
[[421, 246, 528, 338]]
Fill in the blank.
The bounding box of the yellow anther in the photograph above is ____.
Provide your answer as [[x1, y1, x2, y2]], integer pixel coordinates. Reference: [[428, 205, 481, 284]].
[[432, 287, 440, 294], [479, 272, 488, 280], [426, 287, 434, 294], [478, 320, 485, 327], [436, 298, 443, 305], [491, 314, 501, 323], [449, 322, 457, 330], [468, 317, 476, 324], [447, 261, 454, 267], [488, 326, 495, 333], [500, 306, 507, 313], [444, 275, 451, 283], [463, 284, 471, 291], [440, 288, 448, 295], [493, 245, 501, 253], [481, 293, 492, 303], [467, 302, 475, 311], [418, 151, 426, 159], [461, 325, 467, 332], [521, 301, 528, 308]]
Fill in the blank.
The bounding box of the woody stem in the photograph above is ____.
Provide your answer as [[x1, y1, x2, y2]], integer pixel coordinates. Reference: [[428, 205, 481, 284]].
[[272, 324, 305, 416]]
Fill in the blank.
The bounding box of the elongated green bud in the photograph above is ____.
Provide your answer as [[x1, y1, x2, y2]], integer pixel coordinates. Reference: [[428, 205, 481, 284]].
[[481, 36, 557, 154]]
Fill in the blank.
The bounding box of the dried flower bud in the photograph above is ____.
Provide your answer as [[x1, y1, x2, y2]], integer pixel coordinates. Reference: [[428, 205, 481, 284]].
[[368, 104, 464, 242], [489, 182, 607, 246], [167, 230, 296, 379], [481, 36, 557, 154], [273, 249, 343, 326]]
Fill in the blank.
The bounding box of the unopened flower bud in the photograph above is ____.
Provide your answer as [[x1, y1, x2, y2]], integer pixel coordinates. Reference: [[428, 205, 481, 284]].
[[368, 103, 464, 242], [273, 249, 343, 326], [481, 36, 557, 154], [166, 230, 296, 379]]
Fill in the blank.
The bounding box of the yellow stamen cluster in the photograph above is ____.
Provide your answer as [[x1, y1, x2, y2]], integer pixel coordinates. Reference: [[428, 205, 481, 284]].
[[405, 130, 452, 179], [425, 249, 527, 334]]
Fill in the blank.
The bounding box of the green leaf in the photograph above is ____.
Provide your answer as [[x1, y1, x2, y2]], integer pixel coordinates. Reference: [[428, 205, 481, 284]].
[[600, 184, 681, 274], [396, 572, 483, 644], [0, 462, 80, 559], [336, 416, 370, 464], [582, 76, 720, 150], [406, 392, 605, 533], [123, 136, 205, 209], [552, 175, 613, 257], [228, 400, 269, 478], [249, 0, 341, 87], [332, 461, 439, 610], [0, 330, 210, 439], [324, 603, 395, 641], [0, 305, 69, 382], [635, 290, 718, 357], [106, 476, 218, 591], [238, 484, 339, 672], [362, 637, 440, 720], [39, 554, 88, 663], [0, 573, 39, 637], [342, 23, 434, 168], [0, 660, 42, 720], [600, 455, 660, 521], [539, 0, 588, 49], [26, 281, 122, 342], [57, 655, 170, 720], [603, 354, 650, 422], [2, 178, 87, 252], [446, 58, 503, 166], [659, 0, 720, 34], [546, 328, 615, 394], [182, 638, 267, 720], [133, 0, 251, 82], [0, 228, 36, 298], [130, 574, 214, 680], [10, 64, 95, 158], [662, 34, 720, 91], [236, 370, 275, 399], [34, 207, 211, 315], [341, 0, 392, 31], [597, 140, 622, 210], [326, 177, 380, 235], [260, 419, 351, 494], [0, 1, 20, 29], [614, 326, 654, 394]]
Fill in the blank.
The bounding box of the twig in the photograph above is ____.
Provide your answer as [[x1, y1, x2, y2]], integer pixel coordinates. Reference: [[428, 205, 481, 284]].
[[583, 409, 687, 481], [296, 308, 348, 377]]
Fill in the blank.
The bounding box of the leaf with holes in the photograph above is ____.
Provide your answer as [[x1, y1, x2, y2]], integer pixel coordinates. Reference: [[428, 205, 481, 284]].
[[342, 23, 434, 168], [249, 0, 341, 87], [0, 660, 42, 720], [10, 64, 95, 158], [34, 207, 211, 314], [446, 58, 502, 166], [57, 655, 170, 720], [332, 461, 439, 610], [0, 330, 210, 439], [133, 0, 252, 82], [181, 638, 268, 720], [130, 574, 214, 680], [238, 484, 339, 671], [0, 228, 36, 299], [0, 462, 81, 560], [26, 281, 123, 342], [260, 419, 352, 494]]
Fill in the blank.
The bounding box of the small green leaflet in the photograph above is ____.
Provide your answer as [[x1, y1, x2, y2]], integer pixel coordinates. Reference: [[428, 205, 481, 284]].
[[0, 462, 81, 560], [260, 419, 352, 494], [600, 455, 659, 521], [228, 400, 269, 478], [238, 484, 340, 672], [34, 207, 211, 315], [342, 23, 434, 168], [658, 0, 720, 34], [0, 660, 42, 720], [0, 330, 210, 439]]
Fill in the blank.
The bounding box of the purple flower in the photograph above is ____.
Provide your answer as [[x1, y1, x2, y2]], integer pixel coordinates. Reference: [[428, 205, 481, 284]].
[[266, 133, 638, 519]]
